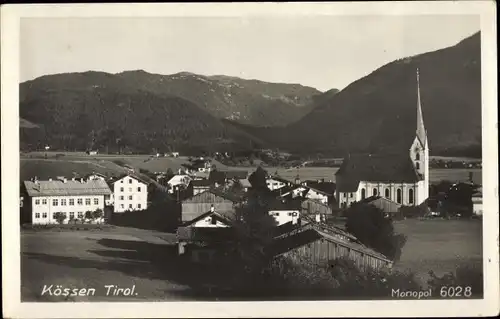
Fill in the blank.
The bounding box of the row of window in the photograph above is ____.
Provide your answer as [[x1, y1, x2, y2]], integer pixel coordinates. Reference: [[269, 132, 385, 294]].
[[118, 203, 142, 209], [116, 195, 138, 201], [34, 197, 100, 206], [359, 188, 414, 204], [34, 212, 89, 219], [118, 186, 143, 192]]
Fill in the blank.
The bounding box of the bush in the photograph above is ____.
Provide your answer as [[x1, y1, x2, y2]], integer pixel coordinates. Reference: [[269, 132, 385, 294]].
[[427, 264, 483, 297], [345, 203, 407, 262]]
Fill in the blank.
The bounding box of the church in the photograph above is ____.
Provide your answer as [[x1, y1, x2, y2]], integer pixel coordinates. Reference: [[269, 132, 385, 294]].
[[335, 69, 429, 208]]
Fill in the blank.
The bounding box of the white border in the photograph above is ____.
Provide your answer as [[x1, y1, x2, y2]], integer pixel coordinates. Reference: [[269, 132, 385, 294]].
[[1, 2, 498, 318]]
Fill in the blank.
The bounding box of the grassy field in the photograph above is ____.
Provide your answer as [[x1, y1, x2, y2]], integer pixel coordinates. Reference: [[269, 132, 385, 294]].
[[21, 219, 482, 301], [393, 219, 483, 286], [20, 152, 482, 185]]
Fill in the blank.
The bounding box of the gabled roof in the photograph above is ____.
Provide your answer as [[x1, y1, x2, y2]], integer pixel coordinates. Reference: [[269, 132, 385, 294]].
[[190, 179, 212, 187], [111, 173, 150, 185], [267, 198, 302, 211], [305, 181, 336, 195], [238, 178, 252, 188], [24, 179, 112, 197], [336, 153, 421, 192], [182, 210, 234, 227], [267, 175, 293, 185]]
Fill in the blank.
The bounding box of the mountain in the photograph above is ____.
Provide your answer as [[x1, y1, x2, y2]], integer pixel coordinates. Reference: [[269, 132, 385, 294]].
[[114, 71, 322, 126], [19, 71, 267, 154], [248, 31, 482, 157]]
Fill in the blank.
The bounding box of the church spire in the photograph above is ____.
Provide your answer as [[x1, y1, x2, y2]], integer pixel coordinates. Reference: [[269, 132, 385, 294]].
[[416, 68, 427, 146]]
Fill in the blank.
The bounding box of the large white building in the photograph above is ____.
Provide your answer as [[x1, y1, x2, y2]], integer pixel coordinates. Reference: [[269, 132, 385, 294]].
[[111, 174, 149, 213], [23, 177, 112, 224], [336, 69, 429, 208]]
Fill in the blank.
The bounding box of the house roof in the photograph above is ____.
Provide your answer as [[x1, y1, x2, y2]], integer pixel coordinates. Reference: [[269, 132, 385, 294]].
[[111, 173, 150, 186], [224, 170, 248, 180], [238, 178, 252, 188], [168, 175, 192, 186], [83, 172, 107, 179], [336, 153, 422, 192], [177, 226, 236, 243], [267, 198, 302, 211], [267, 175, 293, 185], [271, 185, 301, 197], [190, 179, 212, 187], [182, 210, 234, 227], [305, 181, 336, 195], [271, 225, 391, 263], [24, 179, 112, 197]]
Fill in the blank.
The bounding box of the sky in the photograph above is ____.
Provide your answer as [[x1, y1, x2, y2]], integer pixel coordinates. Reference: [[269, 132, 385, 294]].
[[20, 15, 479, 91]]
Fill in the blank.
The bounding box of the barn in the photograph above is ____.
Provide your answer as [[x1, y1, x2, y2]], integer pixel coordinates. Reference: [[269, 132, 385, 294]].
[[181, 189, 243, 223]]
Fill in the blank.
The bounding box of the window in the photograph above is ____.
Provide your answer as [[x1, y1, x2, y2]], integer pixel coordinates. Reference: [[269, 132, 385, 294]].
[[35, 199, 40, 205], [120, 204, 124, 209], [350, 193, 353, 198], [120, 180, 123, 183], [77, 198, 83, 205], [42, 199, 47, 205], [52, 199, 58, 206], [119, 196, 124, 200], [61, 199, 67, 206], [211, 217, 217, 225], [128, 195, 133, 200], [69, 198, 74, 206], [35, 213, 40, 218], [138, 203, 141, 209], [397, 189, 402, 204], [85, 198, 91, 205], [361, 188, 366, 199], [93, 198, 99, 205], [129, 204, 133, 209], [385, 188, 390, 199], [292, 212, 298, 217], [288, 212, 293, 216], [129, 179, 132, 184], [343, 193, 347, 198], [373, 189, 378, 196], [129, 188, 132, 192], [120, 187, 124, 192], [416, 153, 420, 161], [137, 187, 141, 192], [78, 212, 83, 218], [416, 162, 420, 170], [69, 212, 75, 219], [42, 212, 47, 218], [409, 189, 414, 204]]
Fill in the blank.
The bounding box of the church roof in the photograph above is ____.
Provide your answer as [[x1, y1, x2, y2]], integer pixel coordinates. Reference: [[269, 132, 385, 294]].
[[335, 153, 422, 192]]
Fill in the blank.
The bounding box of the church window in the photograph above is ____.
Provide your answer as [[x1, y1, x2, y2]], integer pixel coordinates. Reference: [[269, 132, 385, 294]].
[[361, 188, 366, 199], [416, 162, 420, 170], [409, 189, 414, 204], [396, 189, 402, 204], [416, 153, 420, 161], [373, 189, 378, 196], [385, 188, 390, 199]]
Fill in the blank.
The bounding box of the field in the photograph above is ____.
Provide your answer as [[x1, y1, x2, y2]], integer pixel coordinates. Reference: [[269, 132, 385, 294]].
[[393, 219, 483, 285], [21, 219, 482, 301], [20, 153, 482, 185]]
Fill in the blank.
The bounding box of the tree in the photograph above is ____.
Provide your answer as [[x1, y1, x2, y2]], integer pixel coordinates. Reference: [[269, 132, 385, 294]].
[[84, 210, 94, 223], [92, 208, 104, 224], [345, 203, 407, 262], [166, 168, 175, 180], [228, 191, 278, 289], [53, 212, 66, 225], [248, 166, 269, 191]]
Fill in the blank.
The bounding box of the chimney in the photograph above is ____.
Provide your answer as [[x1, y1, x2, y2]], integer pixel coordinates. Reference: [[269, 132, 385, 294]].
[[210, 205, 215, 213]]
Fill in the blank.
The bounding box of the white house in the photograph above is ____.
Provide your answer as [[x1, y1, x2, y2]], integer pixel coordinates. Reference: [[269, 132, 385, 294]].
[[268, 199, 301, 226], [111, 174, 149, 213], [472, 187, 483, 216], [167, 175, 192, 194], [335, 69, 429, 209], [266, 176, 293, 191], [23, 177, 112, 224]]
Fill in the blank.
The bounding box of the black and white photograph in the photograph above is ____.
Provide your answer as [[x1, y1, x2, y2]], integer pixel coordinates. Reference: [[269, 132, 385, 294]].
[[1, 2, 498, 318]]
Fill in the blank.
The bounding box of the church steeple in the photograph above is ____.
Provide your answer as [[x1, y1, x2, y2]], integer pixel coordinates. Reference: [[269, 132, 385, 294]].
[[416, 68, 427, 147]]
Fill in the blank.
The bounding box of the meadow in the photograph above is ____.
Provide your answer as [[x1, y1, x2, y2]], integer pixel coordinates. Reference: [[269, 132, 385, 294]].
[[21, 219, 483, 300], [20, 153, 482, 185]]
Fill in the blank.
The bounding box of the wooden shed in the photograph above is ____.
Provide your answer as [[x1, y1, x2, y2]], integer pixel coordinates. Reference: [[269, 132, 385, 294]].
[[272, 225, 392, 271], [181, 189, 242, 222]]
